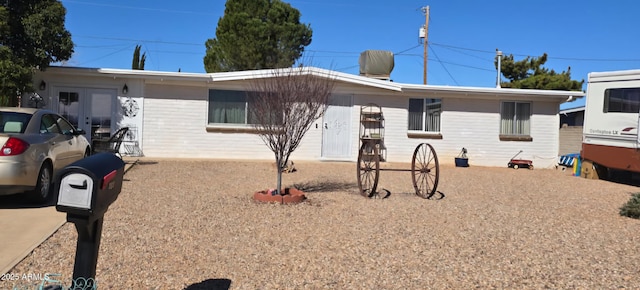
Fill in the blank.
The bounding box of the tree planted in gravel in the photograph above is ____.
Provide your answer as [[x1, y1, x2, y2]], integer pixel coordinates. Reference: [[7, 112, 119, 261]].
[[247, 66, 335, 194]]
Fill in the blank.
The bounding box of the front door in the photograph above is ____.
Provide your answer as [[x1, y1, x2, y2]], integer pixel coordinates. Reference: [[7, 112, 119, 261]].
[[55, 87, 116, 144], [321, 94, 352, 159]]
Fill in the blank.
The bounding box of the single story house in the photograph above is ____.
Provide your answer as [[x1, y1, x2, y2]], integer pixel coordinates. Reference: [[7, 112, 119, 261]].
[[30, 66, 585, 168]]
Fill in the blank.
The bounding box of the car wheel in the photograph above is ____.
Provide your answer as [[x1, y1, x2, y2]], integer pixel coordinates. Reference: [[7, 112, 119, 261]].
[[27, 164, 52, 203]]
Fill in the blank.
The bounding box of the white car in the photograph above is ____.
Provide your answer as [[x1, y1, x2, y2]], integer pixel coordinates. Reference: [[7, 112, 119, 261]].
[[0, 107, 91, 202]]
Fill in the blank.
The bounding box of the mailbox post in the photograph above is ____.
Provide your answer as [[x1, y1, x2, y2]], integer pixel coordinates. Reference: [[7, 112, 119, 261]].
[[55, 153, 125, 287]]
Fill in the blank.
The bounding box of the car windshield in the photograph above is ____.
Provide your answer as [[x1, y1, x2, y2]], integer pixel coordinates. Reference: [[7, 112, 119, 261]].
[[0, 112, 32, 134]]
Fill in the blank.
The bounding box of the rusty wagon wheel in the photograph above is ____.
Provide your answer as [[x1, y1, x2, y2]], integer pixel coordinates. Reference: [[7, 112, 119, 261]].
[[357, 141, 380, 198], [411, 143, 440, 198]]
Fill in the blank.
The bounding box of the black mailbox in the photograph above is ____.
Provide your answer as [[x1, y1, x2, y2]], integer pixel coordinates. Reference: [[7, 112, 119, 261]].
[[56, 152, 125, 221], [54, 152, 125, 287]]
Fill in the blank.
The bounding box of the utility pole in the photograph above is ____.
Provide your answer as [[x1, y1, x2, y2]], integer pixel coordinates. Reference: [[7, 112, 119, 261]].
[[421, 5, 430, 85]]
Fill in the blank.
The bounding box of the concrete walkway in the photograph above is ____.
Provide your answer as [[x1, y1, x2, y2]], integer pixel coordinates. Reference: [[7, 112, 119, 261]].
[[0, 158, 138, 275]]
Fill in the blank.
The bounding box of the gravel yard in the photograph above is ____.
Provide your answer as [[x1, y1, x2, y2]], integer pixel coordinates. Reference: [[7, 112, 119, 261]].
[[7, 159, 640, 289]]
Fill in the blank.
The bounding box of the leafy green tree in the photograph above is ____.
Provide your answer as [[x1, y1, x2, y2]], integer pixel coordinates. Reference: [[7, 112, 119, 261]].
[[132, 44, 146, 70], [204, 0, 312, 72], [496, 53, 584, 91], [0, 0, 74, 106]]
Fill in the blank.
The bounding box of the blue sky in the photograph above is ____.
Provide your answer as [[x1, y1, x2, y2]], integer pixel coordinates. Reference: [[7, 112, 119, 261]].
[[59, 0, 640, 110]]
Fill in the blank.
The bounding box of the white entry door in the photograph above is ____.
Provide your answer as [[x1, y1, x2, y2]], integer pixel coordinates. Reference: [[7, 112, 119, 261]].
[[54, 87, 116, 144], [321, 95, 352, 159]]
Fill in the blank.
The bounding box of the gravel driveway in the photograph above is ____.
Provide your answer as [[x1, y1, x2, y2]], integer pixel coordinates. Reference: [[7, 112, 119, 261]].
[[7, 159, 640, 289]]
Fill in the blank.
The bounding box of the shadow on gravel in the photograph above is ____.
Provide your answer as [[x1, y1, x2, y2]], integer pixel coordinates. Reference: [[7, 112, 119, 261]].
[[430, 190, 446, 200], [378, 190, 446, 200], [184, 278, 231, 290], [292, 180, 357, 193]]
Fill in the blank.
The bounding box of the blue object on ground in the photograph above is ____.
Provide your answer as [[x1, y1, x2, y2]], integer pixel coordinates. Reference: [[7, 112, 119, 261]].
[[558, 153, 580, 167]]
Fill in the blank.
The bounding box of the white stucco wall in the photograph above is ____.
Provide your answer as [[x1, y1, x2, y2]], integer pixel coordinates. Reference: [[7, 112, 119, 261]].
[[141, 84, 327, 161], [141, 83, 561, 168], [347, 93, 561, 168]]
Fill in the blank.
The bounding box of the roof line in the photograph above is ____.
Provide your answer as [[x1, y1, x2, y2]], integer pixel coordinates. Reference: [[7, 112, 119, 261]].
[[209, 67, 403, 91], [43, 66, 586, 97]]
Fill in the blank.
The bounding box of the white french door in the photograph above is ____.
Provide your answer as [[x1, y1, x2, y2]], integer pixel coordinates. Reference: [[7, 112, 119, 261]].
[[54, 87, 116, 144]]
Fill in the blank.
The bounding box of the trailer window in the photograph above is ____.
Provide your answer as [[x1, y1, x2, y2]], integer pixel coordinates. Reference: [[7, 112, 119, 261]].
[[604, 88, 640, 113]]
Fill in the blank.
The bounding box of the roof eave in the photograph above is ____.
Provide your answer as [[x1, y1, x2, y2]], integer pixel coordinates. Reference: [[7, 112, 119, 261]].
[[44, 66, 212, 82], [400, 83, 585, 100], [210, 67, 403, 92]]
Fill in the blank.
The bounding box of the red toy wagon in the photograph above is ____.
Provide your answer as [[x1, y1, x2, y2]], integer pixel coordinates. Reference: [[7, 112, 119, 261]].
[[508, 150, 533, 170]]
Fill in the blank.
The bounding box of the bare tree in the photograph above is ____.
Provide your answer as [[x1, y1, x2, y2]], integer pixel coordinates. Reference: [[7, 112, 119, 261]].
[[248, 66, 336, 194]]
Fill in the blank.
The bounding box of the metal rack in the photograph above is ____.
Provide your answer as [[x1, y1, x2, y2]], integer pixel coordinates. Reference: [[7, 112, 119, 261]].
[[359, 103, 386, 161]]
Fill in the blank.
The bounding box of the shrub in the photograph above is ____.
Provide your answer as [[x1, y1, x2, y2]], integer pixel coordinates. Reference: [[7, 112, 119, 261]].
[[620, 193, 640, 219]]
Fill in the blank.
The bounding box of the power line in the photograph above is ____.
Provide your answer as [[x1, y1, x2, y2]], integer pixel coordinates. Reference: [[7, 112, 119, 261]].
[[435, 60, 495, 72], [395, 53, 495, 72], [305, 49, 360, 55], [430, 42, 493, 54], [336, 65, 359, 72], [430, 41, 640, 62], [76, 44, 134, 66], [394, 45, 421, 56], [63, 0, 640, 64], [146, 50, 203, 55], [63, 0, 218, 16], [71, 33, 640, 74], [428, 45, 459, 85], [74, 35, 201, 46], [75, 43, 137, 49], [432, 43, 495, 63], [542, 55, 640, 62], [74, 33, 640, 63]]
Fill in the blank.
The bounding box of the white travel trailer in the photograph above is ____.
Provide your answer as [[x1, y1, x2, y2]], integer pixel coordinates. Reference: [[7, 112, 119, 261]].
[[581, 69, 640, 179]]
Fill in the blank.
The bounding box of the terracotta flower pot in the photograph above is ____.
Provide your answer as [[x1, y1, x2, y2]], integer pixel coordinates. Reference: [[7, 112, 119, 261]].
[[253, 187, 306, 204]]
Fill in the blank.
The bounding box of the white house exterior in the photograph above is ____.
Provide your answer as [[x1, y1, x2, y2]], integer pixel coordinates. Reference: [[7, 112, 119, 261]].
[[31, 66, 584, 168]]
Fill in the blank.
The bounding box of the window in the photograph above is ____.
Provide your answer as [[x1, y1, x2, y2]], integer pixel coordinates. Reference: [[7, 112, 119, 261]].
[[0, 112, 31, 134], [500, 101, 530, 136], [206, 89, 290, 133], [58, 91, 79, 125], [408, 98, 441, 132], [55, 115, 75, 135], [41, 114, 61, 134], [604, 88, 640, 113], [208, 90, 255, 125]]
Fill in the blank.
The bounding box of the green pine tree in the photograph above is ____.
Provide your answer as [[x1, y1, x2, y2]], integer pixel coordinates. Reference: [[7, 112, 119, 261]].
[[496, 53, 584, 91], [204, 0, 312, 72]]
